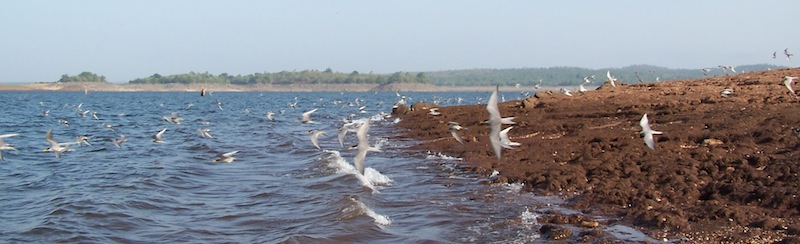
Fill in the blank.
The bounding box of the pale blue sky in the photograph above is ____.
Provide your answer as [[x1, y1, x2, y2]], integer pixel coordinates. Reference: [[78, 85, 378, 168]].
[[1, 1, 798, 83]]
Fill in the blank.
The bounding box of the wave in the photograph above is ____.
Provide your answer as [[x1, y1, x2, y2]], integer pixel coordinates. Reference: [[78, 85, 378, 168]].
[[320, 150, 393, 192]]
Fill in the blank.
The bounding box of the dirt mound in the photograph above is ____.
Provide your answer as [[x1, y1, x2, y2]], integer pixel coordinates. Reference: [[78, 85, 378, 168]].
[[394, 68, 800, 242]]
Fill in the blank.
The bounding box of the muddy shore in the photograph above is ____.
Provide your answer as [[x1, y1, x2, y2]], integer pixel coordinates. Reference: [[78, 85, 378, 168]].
[[394, 68, 800, 243]]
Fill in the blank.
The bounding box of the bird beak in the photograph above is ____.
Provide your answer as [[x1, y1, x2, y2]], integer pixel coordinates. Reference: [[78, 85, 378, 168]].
[[346, 145, 358, 150]]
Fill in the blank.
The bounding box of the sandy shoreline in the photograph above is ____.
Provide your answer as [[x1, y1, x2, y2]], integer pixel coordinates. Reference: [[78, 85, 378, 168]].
[[394, 68, 800, 243]]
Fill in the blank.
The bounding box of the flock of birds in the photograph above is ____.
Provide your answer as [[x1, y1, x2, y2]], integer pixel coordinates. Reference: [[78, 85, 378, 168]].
[[0, 67, 797, 169], [0, 92, 401, 182], [445, 72, 798, 160]]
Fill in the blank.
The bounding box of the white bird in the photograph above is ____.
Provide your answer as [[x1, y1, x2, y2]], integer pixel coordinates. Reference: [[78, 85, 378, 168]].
[[0, 133, 19, 161], [784, 76, 798, 96], [428, 108, 441, 116], [300, 108, 318, 124], [785, 48, 794, 62], [606, 71, 617, 87], [152, 128, 167, 143], [112, 134, 127, 148], [216, 100, 224, 110], [351, 120, 381, 175], [486, 86, 515, 159], [534, 79, 543, 90], [309, 130, 326, 149], [579, 84, 588, 93], [76, 135, 91, 146], [163, 112, 182, 125], [639, 114, 663, 151], [265, 111, 275, 121], [103, 123, 117, 133], [448, 122, 466, 145], [338, 122, 357, 148], [199, 128, 213, 138], [45, 129, 72, 158], [720, 88, 734, 97], [213, 150, 239, 163], [499, 126, 521, 149], [560, 88, 573, 96]]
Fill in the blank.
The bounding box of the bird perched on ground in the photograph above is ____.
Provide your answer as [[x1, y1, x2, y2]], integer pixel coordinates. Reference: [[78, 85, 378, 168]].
[[428, 108, 441, 116]]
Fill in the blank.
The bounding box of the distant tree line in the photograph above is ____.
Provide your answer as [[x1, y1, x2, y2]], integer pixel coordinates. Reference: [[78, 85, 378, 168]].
[[65, 64, 784, 86], [57, 71, 107, 83], [423, 64, 784, 86], [128, 69, 429, 85]]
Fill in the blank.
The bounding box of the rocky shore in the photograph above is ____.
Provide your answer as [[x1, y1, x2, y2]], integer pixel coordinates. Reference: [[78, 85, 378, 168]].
[[394, 68, 800, 243]]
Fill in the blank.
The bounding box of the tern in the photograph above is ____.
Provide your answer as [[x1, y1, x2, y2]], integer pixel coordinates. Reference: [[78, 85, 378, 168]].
[[199, 128, 213, 138], [784, 76, 798, 96], [448, 122, 466, 145], [499, 126, 521, 149], [428, 108, 441, 116], [163, 112, 182, 125], [606, 71, 617, 87], [112, 134, 127, 148], [265, 111, 275, 121], [300, 109, 318, 124], [785, 48, 794, 62], [309, 130, 326, 149], [486, 86, 515, 159], [338, 122, 357, 148], [152, 128, 167, 143], [76, 135, 91, 146], [213, 150, 239, 163], [45, 129, 72, 158], [350, 120, 381, 175], [0, 133, 19, 161], [639, 114, 663, 151]]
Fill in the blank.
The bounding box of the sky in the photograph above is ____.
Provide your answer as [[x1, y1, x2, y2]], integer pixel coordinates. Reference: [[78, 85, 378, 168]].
[[1, 1, 798, 83]]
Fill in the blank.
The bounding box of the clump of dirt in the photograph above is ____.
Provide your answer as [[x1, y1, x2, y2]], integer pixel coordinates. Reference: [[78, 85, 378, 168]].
[[394, 68, 800, 242]]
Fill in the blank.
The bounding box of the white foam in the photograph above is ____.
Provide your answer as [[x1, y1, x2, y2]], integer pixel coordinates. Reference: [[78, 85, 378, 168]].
[[353, 198, 392, 226], [425, 151, 463, 161], [322, 150, 392, 193], [519, 207, 539, 225]]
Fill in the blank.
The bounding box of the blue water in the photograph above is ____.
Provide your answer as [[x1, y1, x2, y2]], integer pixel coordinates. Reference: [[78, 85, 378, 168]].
[[0, 91, 652, 243]]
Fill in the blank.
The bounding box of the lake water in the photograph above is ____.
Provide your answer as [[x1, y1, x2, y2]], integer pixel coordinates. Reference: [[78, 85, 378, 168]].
[[0, 90, 654, 243]]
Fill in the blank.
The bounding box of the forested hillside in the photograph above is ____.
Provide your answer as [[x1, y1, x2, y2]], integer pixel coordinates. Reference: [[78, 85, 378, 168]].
[[128, 69, 427, 85], [423, 64, 782, 86]]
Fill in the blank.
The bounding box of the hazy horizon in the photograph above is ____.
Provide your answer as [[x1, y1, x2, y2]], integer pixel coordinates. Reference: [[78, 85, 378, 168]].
[[2, 1, 798, 83]]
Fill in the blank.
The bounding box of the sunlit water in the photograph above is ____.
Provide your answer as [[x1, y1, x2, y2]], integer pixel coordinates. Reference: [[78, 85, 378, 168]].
[[0, 91, 655, 243]]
